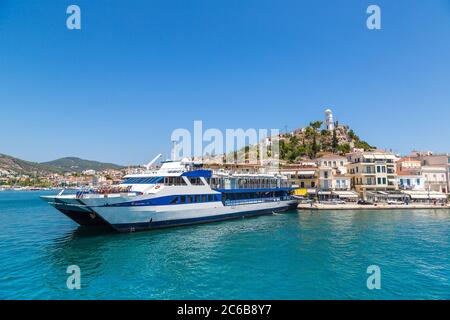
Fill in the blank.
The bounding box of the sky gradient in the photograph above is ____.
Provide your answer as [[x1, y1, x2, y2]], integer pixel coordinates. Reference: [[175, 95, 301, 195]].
[[1, 0, 450, 165]]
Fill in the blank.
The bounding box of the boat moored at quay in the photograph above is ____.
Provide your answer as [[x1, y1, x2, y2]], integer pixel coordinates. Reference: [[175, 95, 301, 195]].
[[41, 159, 298, 232]]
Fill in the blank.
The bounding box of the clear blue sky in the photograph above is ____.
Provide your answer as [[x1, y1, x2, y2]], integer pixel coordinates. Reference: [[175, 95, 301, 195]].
[[1, 0, 450, 165]]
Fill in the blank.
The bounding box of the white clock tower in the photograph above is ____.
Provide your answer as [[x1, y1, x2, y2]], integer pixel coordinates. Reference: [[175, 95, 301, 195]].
[[324, 108, 334, 131]]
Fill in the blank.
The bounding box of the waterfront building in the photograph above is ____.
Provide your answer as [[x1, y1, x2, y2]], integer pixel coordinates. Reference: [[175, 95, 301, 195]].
[[412, 153, 450, 193], [347, 150, 399, 195], [397, 172, 425, 191], [396, 157, 424, 191], [279, 164, 317, 190], [421, 165, 448, 193], [316, 154, 357, 201], [397, 157, 422, 172]]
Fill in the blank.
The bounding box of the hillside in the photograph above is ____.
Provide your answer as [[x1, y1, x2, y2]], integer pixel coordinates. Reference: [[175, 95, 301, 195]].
[[280, 121, 375, 162], [0, 154, 63, 176], [41, 157, 123, 172], [0, 154, 123, 176]]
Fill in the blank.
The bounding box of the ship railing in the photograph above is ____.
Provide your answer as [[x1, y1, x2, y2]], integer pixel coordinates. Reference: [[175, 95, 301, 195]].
[[213, 183, 291, 189], [224, 196, 292, 206], [76, 186, 133, 198]]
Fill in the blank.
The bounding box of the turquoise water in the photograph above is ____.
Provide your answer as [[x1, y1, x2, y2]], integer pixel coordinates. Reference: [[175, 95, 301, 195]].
[[0, 191, 449, 300]]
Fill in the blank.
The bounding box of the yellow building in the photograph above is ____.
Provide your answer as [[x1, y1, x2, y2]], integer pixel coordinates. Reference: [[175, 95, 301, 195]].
[[279, 163, 318, 197]]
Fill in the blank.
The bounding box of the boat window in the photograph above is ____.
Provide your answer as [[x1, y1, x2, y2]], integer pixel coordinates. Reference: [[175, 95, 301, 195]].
[[189, 177, 204, 185], [207, 195, 213, 202], [188, 196, 194, 203], [201, 195, 207, 202], [195, 195, 200, 203], [170, 196, 179, 204], [180, 195, 186, 204], [164, 177, 187, 186], [121, 177, 163, 184]]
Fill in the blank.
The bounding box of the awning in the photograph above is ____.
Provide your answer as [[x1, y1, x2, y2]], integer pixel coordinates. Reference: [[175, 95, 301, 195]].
[[297, 171, 316, 176], [387, 193, 406, 198], [401, 191, 447, 200], [332, 191, 359, 198]]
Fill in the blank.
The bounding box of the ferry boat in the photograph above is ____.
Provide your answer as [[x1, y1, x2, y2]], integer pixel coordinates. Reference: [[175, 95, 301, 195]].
[[41, 158, 298, 232]]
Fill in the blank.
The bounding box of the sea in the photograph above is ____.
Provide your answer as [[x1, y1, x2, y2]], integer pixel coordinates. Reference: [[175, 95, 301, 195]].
[[0, 190, 449, 299]]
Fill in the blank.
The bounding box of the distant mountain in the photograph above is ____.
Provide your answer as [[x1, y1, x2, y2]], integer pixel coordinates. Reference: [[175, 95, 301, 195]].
[[0, 154, 124, 175], [41, 157, 123, 172], [0, 154, 63, 175]]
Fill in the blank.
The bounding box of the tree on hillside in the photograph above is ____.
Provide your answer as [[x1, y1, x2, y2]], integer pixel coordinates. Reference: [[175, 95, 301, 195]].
[[337, 143, 351, 154], [310, 134, 320, 159], [332, 129, 338, 152], [309, 121, 323, 132]]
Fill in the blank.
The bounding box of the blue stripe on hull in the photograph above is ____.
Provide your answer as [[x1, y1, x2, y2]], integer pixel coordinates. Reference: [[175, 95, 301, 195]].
[[110, 203, 298, 233]]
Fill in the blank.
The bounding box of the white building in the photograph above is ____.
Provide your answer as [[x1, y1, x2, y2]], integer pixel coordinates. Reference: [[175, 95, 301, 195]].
[[317, 155, 349, 190], [421, 166, 448, 193], [82, 169, 96, 175], [316, 154, 357, 201], [397, 172, 425, 191]]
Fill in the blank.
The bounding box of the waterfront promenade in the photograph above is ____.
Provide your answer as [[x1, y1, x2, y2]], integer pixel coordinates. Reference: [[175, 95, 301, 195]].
[[298, 203, 450, 210]]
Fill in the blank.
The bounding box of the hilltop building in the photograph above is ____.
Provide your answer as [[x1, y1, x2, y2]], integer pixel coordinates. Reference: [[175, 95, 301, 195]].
[[324, 109, 334, 131]]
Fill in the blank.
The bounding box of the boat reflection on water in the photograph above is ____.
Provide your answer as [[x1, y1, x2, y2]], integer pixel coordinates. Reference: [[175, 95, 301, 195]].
[[44, 211, 293, 297]]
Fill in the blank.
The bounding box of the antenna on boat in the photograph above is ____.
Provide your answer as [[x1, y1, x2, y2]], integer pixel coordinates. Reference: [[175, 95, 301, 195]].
[[144, 154, 162, 170]]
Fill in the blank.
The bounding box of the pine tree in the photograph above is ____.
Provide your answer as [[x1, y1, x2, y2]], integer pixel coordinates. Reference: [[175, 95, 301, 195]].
[[332, 128, 338, 152]]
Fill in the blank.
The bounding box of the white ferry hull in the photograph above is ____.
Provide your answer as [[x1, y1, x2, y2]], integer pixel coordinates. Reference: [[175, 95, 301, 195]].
[[40, 195, 109, 226], [90, 200, 298, 232]]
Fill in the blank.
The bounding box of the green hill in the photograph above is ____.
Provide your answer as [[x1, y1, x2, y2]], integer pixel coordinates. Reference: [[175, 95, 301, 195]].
[[0, 154, 123, 175], [280, 121, 375, 162], [0, 154, 63, 175], [41, 157, 123, 172]]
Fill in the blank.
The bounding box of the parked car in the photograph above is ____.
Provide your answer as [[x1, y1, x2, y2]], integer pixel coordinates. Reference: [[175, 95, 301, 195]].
[[320, 199, 346, 205], [357, 199, 374, 205], [387, 200, 405, 205], [330, 199, 346, 205]]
